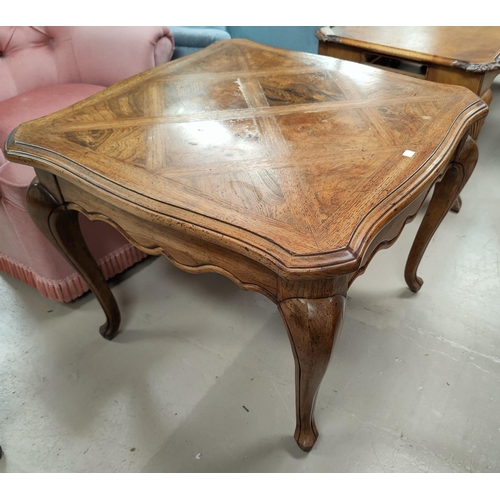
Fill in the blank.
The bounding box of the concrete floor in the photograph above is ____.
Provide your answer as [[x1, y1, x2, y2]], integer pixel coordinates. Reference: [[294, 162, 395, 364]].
[[1, 80, 500, 474]]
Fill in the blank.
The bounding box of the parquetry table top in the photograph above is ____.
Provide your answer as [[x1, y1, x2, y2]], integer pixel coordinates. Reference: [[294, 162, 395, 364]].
[[7, 39, 486, 275]]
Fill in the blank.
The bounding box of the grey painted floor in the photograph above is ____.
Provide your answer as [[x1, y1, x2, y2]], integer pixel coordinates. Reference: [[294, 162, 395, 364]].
[[1, 80, 500, 473]]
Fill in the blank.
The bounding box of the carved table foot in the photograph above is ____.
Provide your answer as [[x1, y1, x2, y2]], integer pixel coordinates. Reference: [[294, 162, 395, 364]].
[[405, 136, 478, 292], [278, 295, 346, 451], [26, 179, 121, 339]]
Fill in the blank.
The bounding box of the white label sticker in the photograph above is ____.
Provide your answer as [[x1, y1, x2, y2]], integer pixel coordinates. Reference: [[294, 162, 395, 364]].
[[403, 150, 415, 158]]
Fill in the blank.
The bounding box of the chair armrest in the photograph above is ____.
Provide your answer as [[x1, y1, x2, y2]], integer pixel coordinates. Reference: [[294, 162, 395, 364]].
[[67, 26, 175, 86]]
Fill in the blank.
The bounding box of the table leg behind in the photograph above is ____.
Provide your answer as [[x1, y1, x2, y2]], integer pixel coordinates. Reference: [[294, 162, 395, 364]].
[[450, 196, 462, 213], [278, 294, 346, 451], [26, 178, 121, 340], [405, 135, 478, 292]]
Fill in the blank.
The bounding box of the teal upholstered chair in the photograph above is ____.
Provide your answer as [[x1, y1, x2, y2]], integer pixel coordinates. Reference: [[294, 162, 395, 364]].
[[168, 26, 230, 59]]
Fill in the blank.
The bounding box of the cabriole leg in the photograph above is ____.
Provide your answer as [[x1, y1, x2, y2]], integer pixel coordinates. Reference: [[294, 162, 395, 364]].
[[26, 179, 121, 340], [405, 136, 478, 292], [278, 295, 346, 451]]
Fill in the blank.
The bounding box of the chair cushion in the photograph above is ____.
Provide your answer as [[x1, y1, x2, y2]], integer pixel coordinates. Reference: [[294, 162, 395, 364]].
[[0, 82, 104, 152], [0, 83, 104, 207]]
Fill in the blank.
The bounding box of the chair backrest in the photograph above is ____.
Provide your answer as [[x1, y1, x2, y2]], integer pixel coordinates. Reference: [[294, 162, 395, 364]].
[[0, 27, 82, 102], [0, 26, 175, 102]]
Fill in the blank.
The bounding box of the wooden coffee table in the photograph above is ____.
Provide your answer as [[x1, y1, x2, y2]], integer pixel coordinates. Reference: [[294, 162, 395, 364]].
[[317, 26, 500, 136], [5, 40, 487, 451]]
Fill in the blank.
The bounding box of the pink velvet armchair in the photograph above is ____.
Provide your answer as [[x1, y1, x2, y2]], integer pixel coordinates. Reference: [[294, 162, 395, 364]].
[[0, 26, 175, 301]]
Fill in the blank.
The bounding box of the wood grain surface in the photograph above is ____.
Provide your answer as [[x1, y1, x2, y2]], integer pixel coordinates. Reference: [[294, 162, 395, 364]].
[[316, 27, 500, 69], [5, 39, 487, 276]]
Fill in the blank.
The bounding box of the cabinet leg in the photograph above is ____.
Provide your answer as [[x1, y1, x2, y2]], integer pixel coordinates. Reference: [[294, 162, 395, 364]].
[[278, 295, 346, 451]]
